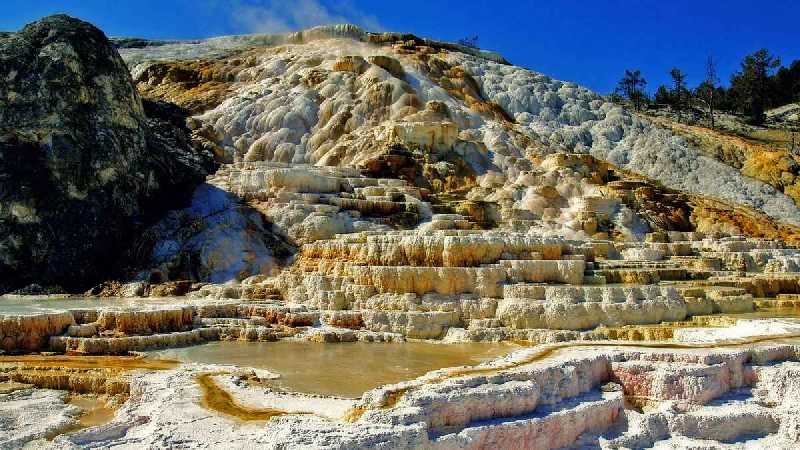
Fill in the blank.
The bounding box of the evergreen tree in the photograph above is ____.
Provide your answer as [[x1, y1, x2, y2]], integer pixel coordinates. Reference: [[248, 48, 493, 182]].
[[654, 85, 671, 105], [669, 68, 688, 121], [617, 69, 648, 111], [696, 56, 720, 128], [457, 35, 479, 49], [730, 49, 781, 124], [773, 60, 800, 106]]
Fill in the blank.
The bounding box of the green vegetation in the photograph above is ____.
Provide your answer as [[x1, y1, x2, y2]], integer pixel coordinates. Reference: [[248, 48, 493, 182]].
[[615, 49, 800, 126], [615, 69, 648, 111]]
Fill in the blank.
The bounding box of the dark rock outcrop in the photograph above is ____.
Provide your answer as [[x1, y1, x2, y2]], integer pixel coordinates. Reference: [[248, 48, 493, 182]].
[[141, 98, 216, 211], [0, 15, 213, 293], [127, 183, 289, 284]]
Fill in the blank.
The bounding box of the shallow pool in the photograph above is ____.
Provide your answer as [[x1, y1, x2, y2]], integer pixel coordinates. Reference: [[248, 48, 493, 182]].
[[0, 296, 187, 314], [149, 340, 514, 398]]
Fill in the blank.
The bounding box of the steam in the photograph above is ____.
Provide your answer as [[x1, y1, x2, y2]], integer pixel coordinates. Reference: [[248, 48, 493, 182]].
[[223, 0, 383, 34]]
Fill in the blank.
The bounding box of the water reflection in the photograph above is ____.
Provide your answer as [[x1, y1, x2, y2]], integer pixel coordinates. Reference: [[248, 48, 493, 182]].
[[151, 340, 513, 398]]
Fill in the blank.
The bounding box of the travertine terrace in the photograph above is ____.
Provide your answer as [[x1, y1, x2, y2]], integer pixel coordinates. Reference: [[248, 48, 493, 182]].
[[3, 17, 800, 449]]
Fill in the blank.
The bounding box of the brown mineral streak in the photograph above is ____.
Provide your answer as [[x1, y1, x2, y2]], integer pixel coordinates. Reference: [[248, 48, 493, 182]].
[[0, 355, 179, 439], [0, 355, 179, 371], [54, 395, 119, 437], [196, 372, 309, 422]]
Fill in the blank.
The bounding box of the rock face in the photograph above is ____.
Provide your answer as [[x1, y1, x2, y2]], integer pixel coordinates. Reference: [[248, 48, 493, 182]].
[[2, 17, 798, 292], [122, 25, 800, 228], [0, 15, 212, 293], [131, 183, 284, 283]]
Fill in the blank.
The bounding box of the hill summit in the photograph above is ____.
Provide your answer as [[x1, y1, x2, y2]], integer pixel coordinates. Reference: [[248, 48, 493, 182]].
[[113, 22, 800, 283]]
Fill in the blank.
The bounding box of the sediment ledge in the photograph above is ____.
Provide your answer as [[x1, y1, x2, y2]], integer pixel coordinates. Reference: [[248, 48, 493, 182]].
[[20, 338, 800, 449], [0, 312, 75, 352]]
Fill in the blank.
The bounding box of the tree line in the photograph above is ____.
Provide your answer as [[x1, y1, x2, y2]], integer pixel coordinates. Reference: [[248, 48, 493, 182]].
[[613, 49, 800, 127]]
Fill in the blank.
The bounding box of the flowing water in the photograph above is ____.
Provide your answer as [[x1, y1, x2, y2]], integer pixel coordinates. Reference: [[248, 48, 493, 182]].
[[149, 340, 514, 398]]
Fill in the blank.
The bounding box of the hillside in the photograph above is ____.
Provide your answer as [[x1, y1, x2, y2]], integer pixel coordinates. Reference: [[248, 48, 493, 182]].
[[4, 16, 800, 450], [645, 105, 800, 204], [103, 24, 800, 283]]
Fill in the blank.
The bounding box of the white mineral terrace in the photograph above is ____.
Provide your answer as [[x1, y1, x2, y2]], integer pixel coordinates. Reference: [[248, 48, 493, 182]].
[[3, 334, 800, 448], [4, 226, 800, 448]]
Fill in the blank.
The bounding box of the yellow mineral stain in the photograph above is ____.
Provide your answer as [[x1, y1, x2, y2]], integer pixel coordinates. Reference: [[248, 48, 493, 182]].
[[196, 373, 306, 422], [64, 395, 118, 431], [42, 394, 123, 440], [0, 355, 179, 438], [0, 380, 32, 394], [623, 395, 655, 413], [382, 388, 409, 408], [0, 355, 179, 371], [342, 406, 367, 423]]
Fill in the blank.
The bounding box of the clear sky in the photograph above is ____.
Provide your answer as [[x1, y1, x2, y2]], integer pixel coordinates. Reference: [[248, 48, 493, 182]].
[[3, 0, 798, 94]]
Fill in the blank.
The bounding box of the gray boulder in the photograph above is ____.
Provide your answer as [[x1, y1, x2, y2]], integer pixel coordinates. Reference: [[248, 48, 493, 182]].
[[0, 15, 213, 292]]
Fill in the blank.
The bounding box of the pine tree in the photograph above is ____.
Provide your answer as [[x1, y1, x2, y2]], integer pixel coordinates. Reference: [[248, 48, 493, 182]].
[[730, 49, 781, 124], [457, 35, 479, 49], [697, 56, 720, 128], [655, 85, 671, 105], [669, 68, 688, 122], [617, 69, 648, 111]]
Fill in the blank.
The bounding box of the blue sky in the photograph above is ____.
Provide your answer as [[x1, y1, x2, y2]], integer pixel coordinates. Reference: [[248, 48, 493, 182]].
[[3, 0, 798, 94]]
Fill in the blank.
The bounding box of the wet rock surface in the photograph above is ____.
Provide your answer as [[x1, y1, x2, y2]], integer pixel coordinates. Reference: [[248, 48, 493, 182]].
[[3, 342, 798, 449]]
